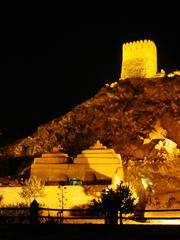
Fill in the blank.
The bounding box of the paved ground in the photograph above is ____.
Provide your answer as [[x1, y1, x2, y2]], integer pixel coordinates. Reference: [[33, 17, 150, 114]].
[[0, 224, 180, 240]]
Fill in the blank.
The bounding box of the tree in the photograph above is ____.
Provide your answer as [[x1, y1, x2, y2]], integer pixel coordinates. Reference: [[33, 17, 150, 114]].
[[19, 176, 45, 204], [88, 181, 138, 225]]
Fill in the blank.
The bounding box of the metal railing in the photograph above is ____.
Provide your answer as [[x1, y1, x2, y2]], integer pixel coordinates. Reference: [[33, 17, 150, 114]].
[[0, 206, 180, 224]]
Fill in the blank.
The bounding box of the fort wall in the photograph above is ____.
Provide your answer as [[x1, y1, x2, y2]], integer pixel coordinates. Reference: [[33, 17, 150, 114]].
[[120, 39, 157, 79]]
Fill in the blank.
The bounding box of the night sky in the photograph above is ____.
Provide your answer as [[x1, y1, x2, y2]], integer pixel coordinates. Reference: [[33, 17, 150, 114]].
[[0, 23, 179, 146]]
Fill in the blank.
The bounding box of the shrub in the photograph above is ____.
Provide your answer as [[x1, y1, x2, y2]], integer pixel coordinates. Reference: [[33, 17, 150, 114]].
[[19, 176, 45, 204], [88, 182, 138, 225]]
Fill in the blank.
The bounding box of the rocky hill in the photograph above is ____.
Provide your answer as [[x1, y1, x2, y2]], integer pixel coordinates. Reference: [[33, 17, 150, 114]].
[[0, 75, 180, 207], [1, 75, 179, 157]]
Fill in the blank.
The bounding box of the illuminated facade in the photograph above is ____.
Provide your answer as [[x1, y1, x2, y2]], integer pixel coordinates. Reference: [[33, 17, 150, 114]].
[[30, 140, 124, 185], [120, 39, 157, 79]]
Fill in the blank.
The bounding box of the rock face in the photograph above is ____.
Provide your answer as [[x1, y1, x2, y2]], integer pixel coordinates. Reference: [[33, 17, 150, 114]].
[[0, 75, 180, 207], [2, 76, 179, 159]]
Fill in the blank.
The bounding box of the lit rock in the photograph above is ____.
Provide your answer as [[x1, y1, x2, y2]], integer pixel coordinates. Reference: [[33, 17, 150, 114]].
[[154, 69, 166, 78], [110, 81, 117, 88], [168, 70, 180, 77], [155, 139, 178, 154], [143, 120, 167, 144]]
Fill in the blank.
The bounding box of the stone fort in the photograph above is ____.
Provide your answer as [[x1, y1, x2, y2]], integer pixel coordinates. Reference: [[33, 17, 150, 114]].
[[120, 39, 158, 79]]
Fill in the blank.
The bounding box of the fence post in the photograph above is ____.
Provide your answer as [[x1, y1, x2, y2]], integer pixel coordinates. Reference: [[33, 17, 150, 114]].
[[30, 199, 39, 224], [120, 211, 123, 225]]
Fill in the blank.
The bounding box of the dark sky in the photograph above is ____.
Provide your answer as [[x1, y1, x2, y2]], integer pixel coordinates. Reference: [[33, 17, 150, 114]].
[[0, 23, 179, 146]]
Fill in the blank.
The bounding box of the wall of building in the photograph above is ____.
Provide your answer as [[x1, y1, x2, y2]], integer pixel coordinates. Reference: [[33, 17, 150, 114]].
[[31, 162, 123, 184], [0, 186, 96, 216]]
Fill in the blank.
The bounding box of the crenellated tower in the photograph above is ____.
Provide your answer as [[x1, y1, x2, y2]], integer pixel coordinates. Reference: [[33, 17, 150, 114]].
[[120, 39, 158, 79]]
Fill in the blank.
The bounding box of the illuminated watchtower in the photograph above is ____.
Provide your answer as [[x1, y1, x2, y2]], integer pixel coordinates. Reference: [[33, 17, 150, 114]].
[[120, 39, 157, 79]]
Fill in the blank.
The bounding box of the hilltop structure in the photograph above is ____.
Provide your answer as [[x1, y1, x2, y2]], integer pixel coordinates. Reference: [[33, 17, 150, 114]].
[[120, 39, 158, 79], [30, 140, 124, 186]]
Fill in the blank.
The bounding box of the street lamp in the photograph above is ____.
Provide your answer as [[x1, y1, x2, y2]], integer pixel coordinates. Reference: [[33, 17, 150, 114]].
[[57, 185, 67, 223]]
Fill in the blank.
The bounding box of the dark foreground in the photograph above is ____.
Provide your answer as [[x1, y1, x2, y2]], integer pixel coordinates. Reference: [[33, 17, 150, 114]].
[[0, 224, 180, 240]]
